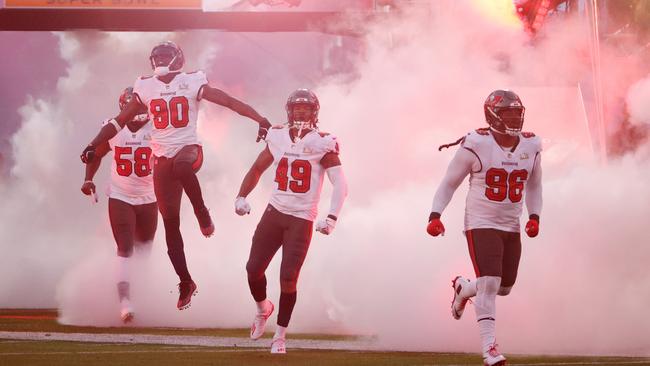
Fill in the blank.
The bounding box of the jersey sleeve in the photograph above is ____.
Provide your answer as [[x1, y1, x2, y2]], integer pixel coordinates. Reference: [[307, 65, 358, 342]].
[[132, 76, 148, 106], [194, 70, 209, 101], [430, 146, 476, 214], [315, 132, 340, 155], [264, 127, 283, 160]]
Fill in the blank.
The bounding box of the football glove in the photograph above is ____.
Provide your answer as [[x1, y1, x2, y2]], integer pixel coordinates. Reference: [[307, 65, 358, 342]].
[[80, 144, 96, 164], [426, 212, 445, 237], [315, 216, 336, 235], [525, 215, 539, 238], [256, 118, 272, 142], [234, 196, 251, 216]]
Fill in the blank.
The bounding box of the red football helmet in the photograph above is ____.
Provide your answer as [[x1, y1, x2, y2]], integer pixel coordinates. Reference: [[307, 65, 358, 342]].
[[286, 89, 320, 130], [484, 90, 525, 136], [118, 87, 134, 111]]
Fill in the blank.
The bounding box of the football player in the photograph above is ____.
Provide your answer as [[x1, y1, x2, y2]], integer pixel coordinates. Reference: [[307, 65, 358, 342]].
[[234, 89, 348, 353], [81, 41, 272, 310], [80, 87, 156, 323], [427, 90, 542, 366]]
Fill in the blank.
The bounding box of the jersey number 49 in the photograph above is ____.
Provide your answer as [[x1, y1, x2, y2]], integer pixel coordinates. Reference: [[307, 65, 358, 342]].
[[275, 158, 312, 194]]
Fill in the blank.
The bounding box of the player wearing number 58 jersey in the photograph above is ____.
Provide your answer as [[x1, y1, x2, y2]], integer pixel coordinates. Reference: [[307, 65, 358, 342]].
[[427, 90, 542, 366], [234, 89, 348, 354], [81, 41, 272, 311], [80, 87, 157, 324]]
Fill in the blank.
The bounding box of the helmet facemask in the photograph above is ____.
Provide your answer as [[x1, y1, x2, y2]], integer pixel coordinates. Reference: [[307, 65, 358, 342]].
[[489, 106, 525, 136], [289, 104, 316, 141], [150, 43, 183, 77]]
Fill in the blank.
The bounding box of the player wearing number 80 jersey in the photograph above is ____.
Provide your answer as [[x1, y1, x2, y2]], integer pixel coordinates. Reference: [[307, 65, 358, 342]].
[[234, 89, 348, 354], [133, 69, 206, 158], [81, 41, 272, 311], [426, 90, 542, 366]]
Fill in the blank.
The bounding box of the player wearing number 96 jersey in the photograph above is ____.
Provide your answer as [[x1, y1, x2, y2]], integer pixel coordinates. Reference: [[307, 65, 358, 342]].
[[80, 87, 157, 324], [234, 89, 348, 354], [81, 41, 272, 311], [426, 90, 542, 366]]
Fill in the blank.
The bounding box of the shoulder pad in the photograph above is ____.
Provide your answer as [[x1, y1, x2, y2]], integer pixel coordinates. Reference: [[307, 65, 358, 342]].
[[521, 131, 536, 138], [463, 129, 489, 150]]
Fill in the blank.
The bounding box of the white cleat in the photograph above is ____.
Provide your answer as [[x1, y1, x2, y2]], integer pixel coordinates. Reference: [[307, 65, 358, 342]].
[[451, 275, 472, 320], [250, 300, 274, 340], [483, 344, 507, 366], [120, 301, 134, 324], [270, 336, 286, 354]]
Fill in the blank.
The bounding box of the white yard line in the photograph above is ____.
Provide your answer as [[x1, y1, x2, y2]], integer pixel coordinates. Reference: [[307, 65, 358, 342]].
[[0, 331, 382, 351]]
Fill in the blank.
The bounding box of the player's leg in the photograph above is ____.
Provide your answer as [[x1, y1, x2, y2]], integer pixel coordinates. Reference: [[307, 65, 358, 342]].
[[466, 229, 507, 366], [246, 205, 284, 340], [271, 215, 313, 354], [499, 231, 522, 296], [133, 201, 158, 257], [171, 144, 214, 237], [154, 156, 196, 310], [108, 198, 137, 323]]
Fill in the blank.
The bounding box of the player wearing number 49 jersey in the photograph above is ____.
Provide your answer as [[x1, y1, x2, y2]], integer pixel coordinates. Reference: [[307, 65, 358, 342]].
[[427, 90, 542, 366], [81, 41, 272, 311], [234, 89, 348, 354], [80, 87, 157, 324]]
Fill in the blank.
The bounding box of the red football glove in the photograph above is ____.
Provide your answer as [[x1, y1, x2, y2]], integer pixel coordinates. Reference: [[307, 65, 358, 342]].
[[427, 218, 445, 237], [525, 218, 539, 238]]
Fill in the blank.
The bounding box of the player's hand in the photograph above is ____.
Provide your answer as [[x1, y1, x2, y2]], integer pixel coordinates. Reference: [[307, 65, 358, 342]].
[[525, 217, 539, 238], [234, 196, 251, 216], [256, 118, 272, 142], [315, 217, 336, 235], [81, 180, 96, 196], [427, 218, 445, 237], [80, 144, 96, 164]]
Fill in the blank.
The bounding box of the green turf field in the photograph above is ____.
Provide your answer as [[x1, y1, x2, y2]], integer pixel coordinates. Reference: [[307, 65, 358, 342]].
[[1, 309, 649, 366]]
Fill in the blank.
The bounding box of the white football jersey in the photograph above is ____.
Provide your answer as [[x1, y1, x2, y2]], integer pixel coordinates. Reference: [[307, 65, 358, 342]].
[[103, 117, 155, 205], [133, 71, 208, 158], [266, 127, 340, 222], [463, 130, 542, 232]]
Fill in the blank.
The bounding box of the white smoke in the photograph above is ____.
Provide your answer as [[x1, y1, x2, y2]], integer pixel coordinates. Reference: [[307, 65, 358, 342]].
[[1, 0, 649, 357], [626, 74, 650, 125]]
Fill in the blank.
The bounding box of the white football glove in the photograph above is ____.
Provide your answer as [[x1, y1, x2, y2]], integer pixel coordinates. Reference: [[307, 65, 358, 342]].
[[235, 196, 251, 216], [315, 217, 336, 235]]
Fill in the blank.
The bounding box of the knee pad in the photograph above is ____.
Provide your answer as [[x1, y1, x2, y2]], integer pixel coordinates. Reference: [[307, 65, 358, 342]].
[[498, 286, 512, 296]]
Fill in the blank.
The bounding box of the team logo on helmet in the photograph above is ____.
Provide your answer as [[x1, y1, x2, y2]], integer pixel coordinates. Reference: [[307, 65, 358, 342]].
[[150, 41, 184, 76], [119, 87, 134, 111]]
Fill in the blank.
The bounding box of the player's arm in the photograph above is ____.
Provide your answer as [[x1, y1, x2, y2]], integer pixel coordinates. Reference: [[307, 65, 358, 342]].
[[200, 85, 271, 141], [524, 153, 542, 237], [315, 153, 349, 235], [81, 99, 143, 163], [234, 146, 274, 215], [80, 142, 110, 196], [427, 147, 476, 236]]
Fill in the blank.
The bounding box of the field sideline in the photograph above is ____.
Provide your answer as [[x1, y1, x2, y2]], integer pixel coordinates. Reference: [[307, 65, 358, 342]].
[[1, 310, 649, 366]]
